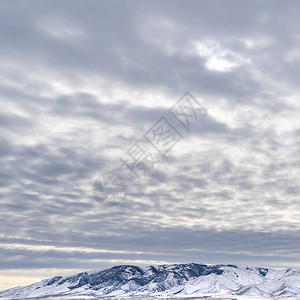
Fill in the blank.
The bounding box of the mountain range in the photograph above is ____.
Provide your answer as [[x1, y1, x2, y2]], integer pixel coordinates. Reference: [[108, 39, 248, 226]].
[[1, 263, 300, 299]]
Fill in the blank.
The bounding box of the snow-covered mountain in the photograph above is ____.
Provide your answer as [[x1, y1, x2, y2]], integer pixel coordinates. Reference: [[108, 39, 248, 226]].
[[1, 263, 300, 299]]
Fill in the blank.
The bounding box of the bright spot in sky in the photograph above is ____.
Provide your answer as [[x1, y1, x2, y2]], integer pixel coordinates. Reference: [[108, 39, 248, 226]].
[[194, 41, 248, 72]]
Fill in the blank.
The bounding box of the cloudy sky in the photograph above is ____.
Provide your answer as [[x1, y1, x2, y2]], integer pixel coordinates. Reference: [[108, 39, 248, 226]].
[[1, 0, 300, 290]]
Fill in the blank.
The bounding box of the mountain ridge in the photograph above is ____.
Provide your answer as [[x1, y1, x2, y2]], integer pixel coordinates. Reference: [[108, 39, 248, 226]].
[[1, 263, 300, 299]]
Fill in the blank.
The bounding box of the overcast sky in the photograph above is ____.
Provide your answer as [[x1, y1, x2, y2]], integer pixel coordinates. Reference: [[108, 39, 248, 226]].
[[1, 0, 300, 291]]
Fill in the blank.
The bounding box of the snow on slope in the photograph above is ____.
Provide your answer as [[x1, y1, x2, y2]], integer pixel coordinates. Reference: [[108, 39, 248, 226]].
[[1, 263, 300, 299]]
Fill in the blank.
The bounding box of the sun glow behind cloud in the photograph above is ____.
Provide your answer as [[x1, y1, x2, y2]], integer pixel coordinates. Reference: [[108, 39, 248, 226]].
[[194, 41, 249, 72]]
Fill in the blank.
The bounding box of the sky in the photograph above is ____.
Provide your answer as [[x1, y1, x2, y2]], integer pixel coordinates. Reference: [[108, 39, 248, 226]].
[[1, 0, 300, 291]]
